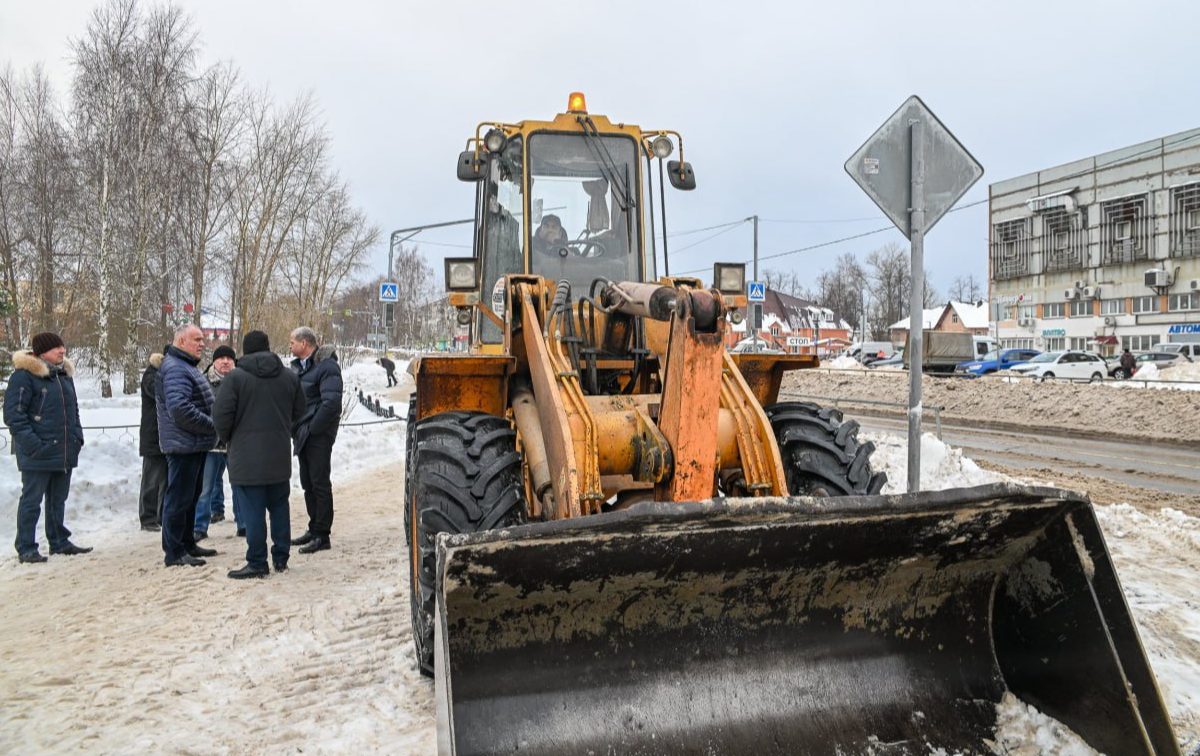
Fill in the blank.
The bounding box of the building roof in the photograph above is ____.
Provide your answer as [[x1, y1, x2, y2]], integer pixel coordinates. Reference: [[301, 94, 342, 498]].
[[948, 301, 989, 329], [889, 307, 943, 331]]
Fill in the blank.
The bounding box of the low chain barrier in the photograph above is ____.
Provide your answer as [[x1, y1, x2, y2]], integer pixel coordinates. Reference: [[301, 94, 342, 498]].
[[357, 390, 398, 419]]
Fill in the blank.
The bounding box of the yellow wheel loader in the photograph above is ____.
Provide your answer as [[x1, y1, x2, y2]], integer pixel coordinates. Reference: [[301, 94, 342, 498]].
[[404, 95, 1180, 755]]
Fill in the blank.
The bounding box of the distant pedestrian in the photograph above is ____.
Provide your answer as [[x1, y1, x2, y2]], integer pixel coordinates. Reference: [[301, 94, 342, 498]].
[[157, 323, 219, 567], [138, 347, 169, 532], [214, 331, 306, 579], [378, 356, 397, 388], [289, 326, 342, 555], [193, 345, 237, 541], [4, 332, 91, 563], [1119, 348, 1136, 380]]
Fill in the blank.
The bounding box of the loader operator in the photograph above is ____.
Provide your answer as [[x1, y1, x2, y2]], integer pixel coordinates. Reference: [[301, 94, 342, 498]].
[[532, 213, 568, 256]]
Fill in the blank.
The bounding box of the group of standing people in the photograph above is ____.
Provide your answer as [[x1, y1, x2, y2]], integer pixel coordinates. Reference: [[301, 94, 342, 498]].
[[10, 324, 344, 580]]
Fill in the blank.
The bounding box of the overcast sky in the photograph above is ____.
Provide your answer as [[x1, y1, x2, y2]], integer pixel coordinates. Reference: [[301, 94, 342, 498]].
[[4, 0, 1199, 299]]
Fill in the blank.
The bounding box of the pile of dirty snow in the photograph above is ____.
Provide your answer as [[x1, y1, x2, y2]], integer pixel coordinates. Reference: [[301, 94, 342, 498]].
[[990, 692, 1103, 755], [825, 355, 865, 370]]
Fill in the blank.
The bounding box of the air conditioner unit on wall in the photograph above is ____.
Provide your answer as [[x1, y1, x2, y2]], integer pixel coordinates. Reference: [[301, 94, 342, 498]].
[[1082, 286, 1100, 299], [1144, 269, 1170, 288], [1063, 289, 1078, 300], [1104, 316, 1116, 326], [1074, 280, 1087, 289], [1190, 279, 1200, 291], [1018, 318, 1035, 327]]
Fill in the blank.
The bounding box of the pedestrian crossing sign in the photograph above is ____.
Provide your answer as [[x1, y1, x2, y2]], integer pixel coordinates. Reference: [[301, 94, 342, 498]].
[[748, 281, 766, 302], [379, 282, 399, 302]]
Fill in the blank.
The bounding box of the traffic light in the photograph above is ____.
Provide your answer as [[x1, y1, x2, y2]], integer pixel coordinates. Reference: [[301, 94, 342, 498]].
[[384, 303, 395, 328]]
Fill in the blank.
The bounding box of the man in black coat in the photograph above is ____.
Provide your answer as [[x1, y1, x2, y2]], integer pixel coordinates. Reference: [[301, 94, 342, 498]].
[[4, 332, 91, 562], [288, 326, 342, 554], [214, 331, 306, 579], [138, 347, 168, 532], [378, 356, 397, 387]]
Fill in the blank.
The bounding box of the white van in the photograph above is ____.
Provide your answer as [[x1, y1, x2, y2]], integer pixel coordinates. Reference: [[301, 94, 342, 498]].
[[1158, 342, 1200, 360]]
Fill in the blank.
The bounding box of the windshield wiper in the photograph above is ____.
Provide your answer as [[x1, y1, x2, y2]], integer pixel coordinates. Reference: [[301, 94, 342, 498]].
[[577, 116, 632, 213]]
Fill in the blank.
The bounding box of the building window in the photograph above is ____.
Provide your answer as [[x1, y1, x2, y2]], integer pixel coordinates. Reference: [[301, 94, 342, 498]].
[[1044, 337, 1065, 351], [1101, 299, 1126, 315], [1122, 334, 1161, 351], [1170, 183, 1200, 258], [991, 219, 1031, 279], [1132, 296, 1161, 314], [1070, 337, 1089, 351], [1101, 194, 1151, 264], [1043, 208, 1087, 271], [1069, 300, 1091, 317], [1168, 292, 1200, 311], [770, 325, 780, 336], [1020, 304, 1036, 319], [952, 314, 958, 323], [1001, 338, 1035, 350], [1043, 302, 1066, 319]]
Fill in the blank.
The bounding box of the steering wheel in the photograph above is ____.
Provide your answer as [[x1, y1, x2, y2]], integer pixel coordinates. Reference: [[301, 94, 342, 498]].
[[540, 238, 607, 258]]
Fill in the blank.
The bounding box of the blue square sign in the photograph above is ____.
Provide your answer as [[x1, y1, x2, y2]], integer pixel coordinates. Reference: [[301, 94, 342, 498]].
[[379, 282, 399, 302], [748, 281, 766, 303]]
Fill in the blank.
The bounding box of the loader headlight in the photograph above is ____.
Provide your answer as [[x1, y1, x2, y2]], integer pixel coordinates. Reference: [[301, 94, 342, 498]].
[[729, 310, 745, 325], [713, 263, 746, 295], [456, 308, 473, 326], [484, 128, 507, 153], [650, 135, 674, 159], [445, 258, 479, 292]]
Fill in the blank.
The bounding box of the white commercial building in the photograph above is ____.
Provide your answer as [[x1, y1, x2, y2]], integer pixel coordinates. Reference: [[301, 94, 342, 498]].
[[989, 127, 1200, 354]]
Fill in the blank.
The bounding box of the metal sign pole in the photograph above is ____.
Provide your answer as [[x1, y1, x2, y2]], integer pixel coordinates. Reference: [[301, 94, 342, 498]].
[[752, 215, 760, 350], [907, 119, 926, 493]]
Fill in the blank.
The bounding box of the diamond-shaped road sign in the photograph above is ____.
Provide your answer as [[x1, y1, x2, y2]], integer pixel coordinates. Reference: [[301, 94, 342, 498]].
[[379, 282, 399, 302], [845, 95, 982, 239]]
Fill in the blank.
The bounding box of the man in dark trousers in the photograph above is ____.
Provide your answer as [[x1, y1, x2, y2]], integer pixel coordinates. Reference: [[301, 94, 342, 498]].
[[156, 323, 219, 567], [288, 326, 342, 554], [4, 332, 91, 563], [378, 356, 397, 387], [214, 331, 306, 579], [138, 347, 168, 532], [1119, 348, 1137, 379]]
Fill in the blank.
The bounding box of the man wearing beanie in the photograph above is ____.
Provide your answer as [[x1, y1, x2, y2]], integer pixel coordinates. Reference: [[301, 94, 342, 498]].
[[4, 331, 91, 563], [214, 330, 305, 578], [156, 323, 219, 567], [193, 344, 238, 540]]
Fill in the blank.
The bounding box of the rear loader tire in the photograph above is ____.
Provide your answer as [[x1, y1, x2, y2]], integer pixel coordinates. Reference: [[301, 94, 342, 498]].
[[765, 402, 887, 496], [408, 411, 527, 677]]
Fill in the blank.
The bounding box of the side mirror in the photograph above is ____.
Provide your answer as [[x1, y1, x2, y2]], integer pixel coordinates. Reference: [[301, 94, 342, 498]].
[[667, 160, 696, 191], [457, 150, 488, 182]]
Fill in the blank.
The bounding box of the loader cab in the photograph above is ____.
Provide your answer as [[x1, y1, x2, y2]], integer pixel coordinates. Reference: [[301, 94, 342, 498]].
[[457, 96, 691, 346]]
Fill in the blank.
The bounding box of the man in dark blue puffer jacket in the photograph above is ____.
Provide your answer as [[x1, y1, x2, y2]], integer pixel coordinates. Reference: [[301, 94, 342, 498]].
[[155, 323, 219, 567], [4, 332, 91, 563]]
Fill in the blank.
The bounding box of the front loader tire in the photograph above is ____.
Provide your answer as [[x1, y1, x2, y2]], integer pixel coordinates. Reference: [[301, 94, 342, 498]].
[[408, 411, 527, 677], [766, 402, 887, 496]]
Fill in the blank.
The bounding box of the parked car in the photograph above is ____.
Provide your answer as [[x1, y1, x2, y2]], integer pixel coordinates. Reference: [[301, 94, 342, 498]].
[[730, 338, 784, 355], [846, 341, 895, 365], [867, 353, 905, 370], [1110, 351, 1193, 379], [1157, 342, 1200, 360], [1008, 350, 1108, 382], [955, 348, 1041, 376]]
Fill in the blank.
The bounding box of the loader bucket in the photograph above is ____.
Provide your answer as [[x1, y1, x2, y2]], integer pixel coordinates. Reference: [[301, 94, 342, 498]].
[[433, 483, 1180, 756]]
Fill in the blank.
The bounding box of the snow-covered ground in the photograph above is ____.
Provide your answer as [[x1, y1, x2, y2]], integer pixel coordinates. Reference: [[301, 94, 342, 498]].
[[0, 358, 1196, 754]]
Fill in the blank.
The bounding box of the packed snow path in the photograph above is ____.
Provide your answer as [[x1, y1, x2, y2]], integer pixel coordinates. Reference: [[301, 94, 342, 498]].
[[0, 468, 438, 755]]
